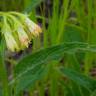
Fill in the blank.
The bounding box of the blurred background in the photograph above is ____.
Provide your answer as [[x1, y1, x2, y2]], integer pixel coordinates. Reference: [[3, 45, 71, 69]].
[[0, 0, 96, 96]]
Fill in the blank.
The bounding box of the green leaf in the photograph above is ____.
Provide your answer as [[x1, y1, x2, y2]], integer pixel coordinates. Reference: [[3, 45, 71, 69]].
[[24, 0, 45, 13], [90, 90, 96, 96], [14, 65, 49, 95], [58, 67, 96, 92], [14, 42, 96, 78], [59, 80, 74, 96], [0, 88, 2, 96], [12, 42, 96, 94], [64, 24, 84, 42]]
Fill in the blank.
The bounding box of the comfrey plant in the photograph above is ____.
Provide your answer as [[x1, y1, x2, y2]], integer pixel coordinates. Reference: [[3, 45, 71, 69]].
[[0, 12, 42, 96], [0, 12, 42, 52]]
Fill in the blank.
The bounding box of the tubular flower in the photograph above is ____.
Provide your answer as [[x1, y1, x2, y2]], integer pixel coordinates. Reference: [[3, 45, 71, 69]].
[[24, 18, 42, 36], [0, 12, 42, 52], [17, 26, 30, 48], [4, 32, 19, 52]]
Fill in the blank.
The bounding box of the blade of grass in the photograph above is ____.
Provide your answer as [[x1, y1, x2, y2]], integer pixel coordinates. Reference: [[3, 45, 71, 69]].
[[84, 0, 93, 75], [57, 0, 70, 43]]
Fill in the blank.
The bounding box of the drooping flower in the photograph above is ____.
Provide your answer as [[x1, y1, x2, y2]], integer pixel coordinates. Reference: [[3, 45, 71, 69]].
[[1, 18, 19, 52], [17, 26, 30, 48], [0, 12, 42, 52], [4, 32, 19, 52], [24, 18, 42, 37]]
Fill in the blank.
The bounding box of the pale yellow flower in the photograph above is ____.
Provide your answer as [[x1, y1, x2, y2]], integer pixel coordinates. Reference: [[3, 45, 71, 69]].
[[4, 32, 19, 52], [0, 12, 42, 52], [17, 26, 30, 48], [25, 18, 42, 36]]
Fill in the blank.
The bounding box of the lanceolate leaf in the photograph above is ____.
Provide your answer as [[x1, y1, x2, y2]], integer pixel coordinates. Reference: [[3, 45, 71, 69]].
[[58, 67, 96, 92], [14, 65, 49, 95], [12, 42, 96, 94], [14, 42, 96, 77]]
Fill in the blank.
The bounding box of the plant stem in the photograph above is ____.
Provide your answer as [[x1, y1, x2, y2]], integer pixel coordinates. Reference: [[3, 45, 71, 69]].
[[84, 0, 93, 75], [50, 61, 58, 96], [57, 0, 69, 43], [0, 40, 10, 96]]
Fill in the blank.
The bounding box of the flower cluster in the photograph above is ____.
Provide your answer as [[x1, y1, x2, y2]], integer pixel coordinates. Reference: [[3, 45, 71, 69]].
[[0, 12, 42, 52]]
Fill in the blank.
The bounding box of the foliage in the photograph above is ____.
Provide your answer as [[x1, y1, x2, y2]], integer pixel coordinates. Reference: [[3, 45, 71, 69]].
[[0, 0, 96, 96]]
